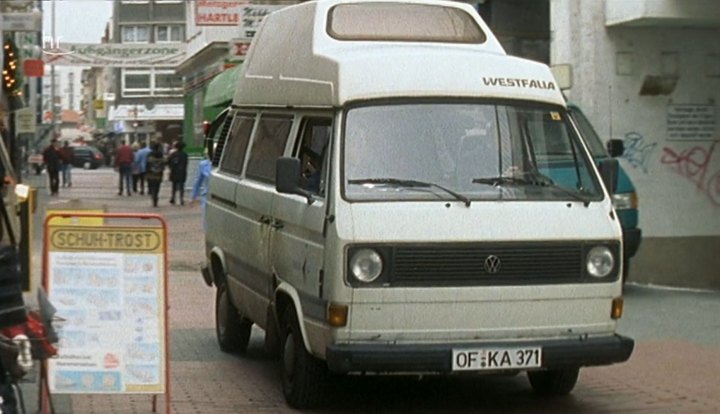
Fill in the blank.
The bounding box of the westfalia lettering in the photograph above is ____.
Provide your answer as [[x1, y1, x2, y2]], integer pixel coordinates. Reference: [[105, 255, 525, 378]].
[[51, 230, 160, 251], [483, 77, 556, 90]]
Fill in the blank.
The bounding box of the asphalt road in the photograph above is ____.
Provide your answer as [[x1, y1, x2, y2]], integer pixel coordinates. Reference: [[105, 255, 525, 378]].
[[17, 167, 720, 413]]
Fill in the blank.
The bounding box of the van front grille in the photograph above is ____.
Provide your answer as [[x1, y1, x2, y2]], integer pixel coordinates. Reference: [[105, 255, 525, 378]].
[[391, 243, 584, 286]]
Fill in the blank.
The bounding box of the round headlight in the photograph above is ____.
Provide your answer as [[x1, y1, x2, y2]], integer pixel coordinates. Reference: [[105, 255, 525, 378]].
[[586, 246, 614, 278], [350, 249, 383, 283]]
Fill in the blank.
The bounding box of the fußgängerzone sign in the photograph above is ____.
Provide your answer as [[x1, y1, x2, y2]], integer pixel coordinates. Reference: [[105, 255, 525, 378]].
[[43, 43, 186, 67], [46, 225, 166, 394]]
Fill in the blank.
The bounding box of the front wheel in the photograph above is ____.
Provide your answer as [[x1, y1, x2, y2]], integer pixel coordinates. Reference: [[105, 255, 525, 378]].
[[281, 306, 328, 409], [215, 281, 252, 353], [527, 367, 580, 396]]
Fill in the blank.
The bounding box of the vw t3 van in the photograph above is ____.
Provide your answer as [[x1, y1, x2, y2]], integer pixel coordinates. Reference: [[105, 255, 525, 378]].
[[202, 0, 634, 408]]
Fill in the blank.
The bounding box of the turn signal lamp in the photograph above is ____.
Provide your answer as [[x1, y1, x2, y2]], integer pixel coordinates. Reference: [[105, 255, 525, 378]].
[[328, 303, 348, 327], [611, 297, 624, 320]]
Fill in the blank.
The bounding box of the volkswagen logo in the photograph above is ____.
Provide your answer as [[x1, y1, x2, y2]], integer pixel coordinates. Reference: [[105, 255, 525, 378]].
[[484, 255, 501, 274]]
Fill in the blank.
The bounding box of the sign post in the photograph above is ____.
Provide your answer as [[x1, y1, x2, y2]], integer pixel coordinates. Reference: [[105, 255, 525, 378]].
[[42, 213, 170, 414]]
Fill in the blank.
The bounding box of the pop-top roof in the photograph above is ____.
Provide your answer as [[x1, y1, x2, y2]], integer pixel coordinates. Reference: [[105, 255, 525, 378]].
[[233, 0, 565, 108]]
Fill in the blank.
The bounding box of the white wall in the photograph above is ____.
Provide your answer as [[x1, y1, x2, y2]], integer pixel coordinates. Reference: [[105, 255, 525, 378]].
[[551, 0, 720, 238]]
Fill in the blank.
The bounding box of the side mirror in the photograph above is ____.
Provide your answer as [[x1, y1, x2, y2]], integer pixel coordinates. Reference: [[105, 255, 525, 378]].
[[598, 158, 618, 196], [276, 157, 314, 204], [606, 139, 625, 158]]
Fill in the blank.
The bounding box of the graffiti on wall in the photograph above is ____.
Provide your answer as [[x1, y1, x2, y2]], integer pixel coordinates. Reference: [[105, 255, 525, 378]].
[[660, 141, 720, 206], [621, 132, 657, 174]]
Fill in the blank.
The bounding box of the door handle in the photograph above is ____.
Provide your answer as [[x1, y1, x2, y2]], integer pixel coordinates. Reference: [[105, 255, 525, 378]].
[[258, 216, 272, 225], [270, 220, 284, 230]]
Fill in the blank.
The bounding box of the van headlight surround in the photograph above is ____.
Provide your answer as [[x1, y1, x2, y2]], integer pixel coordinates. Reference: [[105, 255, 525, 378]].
[[586, 246, 615, 278], [349, 248, 384, 283]]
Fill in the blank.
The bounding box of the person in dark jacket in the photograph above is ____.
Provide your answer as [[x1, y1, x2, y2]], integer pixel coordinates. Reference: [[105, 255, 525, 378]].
[[146, 143, 166, 208], [167, 141, 189, 205], [42, 139, 62, 196]]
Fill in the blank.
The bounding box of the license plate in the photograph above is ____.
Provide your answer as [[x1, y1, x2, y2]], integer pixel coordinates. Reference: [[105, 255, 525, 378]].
[[452, 347, 542, 371]]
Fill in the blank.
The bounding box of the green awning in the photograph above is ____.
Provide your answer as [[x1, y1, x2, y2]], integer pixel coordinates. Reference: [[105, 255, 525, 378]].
[[204, 65, 242, 109]]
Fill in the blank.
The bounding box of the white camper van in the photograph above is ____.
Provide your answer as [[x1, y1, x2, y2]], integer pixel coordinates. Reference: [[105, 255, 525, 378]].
[[202, 0, 633, 408]]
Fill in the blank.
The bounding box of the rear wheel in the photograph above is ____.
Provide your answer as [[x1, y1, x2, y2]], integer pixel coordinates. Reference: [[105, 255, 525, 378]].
[[527, 367, 580, 396], [215, 280, 252, 353], [281, 306, 328, 408]]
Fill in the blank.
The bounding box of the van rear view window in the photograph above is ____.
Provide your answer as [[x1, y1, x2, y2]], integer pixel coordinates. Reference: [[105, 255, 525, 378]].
[[327, 3, 486, 44]]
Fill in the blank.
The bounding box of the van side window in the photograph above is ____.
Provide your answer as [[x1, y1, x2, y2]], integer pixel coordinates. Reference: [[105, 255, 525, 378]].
[[219, 113, 255, 175], [294, 117, 332, 196], [246, 115, 293, 184]]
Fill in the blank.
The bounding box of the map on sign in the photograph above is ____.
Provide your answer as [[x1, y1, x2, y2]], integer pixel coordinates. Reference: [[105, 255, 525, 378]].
[[46, 226, 166, 394]]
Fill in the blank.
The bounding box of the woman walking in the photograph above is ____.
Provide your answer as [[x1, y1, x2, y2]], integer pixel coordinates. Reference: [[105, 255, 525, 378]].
[[146, 143, 166, 208]]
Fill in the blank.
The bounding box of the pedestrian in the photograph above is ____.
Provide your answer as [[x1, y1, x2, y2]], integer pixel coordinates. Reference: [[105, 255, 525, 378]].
[[42, 138, 62, 196], [191, 152, 212, 229], [146, 143, 166, 208], [167, 141, 188, 205], [130, 142, 141, 194], [59, 141, 74, 187], [134, 142, 151, 195], [114, 141, 134, 196]]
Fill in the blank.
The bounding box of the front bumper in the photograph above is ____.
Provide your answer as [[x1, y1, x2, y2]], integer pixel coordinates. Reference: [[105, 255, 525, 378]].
[[326, 334, 634, 373]]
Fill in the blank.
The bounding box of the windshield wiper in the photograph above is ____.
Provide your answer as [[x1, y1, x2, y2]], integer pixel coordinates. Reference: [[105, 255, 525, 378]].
[[349, 178, 471, 207], [472, 172, 592, 206]]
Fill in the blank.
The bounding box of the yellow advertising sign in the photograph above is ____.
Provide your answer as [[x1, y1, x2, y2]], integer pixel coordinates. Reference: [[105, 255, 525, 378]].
[[47, 209, 105, 227], [48, 227, 163, 253], [46, 219, 167, 396]]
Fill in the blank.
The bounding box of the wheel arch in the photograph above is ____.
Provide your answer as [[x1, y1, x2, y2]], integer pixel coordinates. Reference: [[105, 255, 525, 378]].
[[209, 247, 228, 286], [275, 283, 313, 353]]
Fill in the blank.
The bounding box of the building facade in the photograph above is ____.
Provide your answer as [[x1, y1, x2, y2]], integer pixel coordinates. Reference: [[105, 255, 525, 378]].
[[550, 0, 720, 289], [108, 0, 185, 146], [177, 0, 297, 154]]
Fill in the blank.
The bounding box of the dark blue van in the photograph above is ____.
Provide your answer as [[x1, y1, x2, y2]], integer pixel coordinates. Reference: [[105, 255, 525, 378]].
[[568, 104, 641, 281]]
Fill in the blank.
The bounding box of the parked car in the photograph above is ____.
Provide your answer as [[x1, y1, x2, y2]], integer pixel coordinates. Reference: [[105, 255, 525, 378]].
[[71, 146, 104, 169], [568, 104, 641, 281]]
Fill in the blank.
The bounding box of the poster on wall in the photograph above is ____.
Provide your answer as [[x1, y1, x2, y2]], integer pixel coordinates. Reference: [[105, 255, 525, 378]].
[[46, 226, 166, 394], [667, 104, 716, 141]]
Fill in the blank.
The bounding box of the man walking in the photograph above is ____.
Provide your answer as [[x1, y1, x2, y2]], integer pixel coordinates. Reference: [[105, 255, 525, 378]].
[[115, 141, 134, 196], [168, 141, 189, 205], [60, 141, 74, 187], [42, 138, 62, 196], [134, 142, 152, 195]]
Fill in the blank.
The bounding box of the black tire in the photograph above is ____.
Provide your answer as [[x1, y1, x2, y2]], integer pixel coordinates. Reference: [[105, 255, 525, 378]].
[[527, 367, 580, 396], [215, 281, 252, 353], [264, 307, 281, 359], [281, 306, 328, 409]]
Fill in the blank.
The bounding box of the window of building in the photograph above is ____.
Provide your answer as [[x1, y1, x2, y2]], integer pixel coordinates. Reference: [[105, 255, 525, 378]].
[[154, 70, 183, 91], [122, 70, 151, 94], [121, 25, 150, 43], [156, 25, 184, 43], [121, 68, 183, 97], [220, 113, 256, 175], [246, 115, 293, 184], [121, 0, 149, 3]]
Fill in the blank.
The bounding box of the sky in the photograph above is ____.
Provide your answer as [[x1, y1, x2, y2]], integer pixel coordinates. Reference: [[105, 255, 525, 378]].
[[41, 0, 114, 44]]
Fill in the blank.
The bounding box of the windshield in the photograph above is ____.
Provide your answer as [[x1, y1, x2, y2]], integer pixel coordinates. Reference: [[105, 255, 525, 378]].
[[343, 102, 603, 202]]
